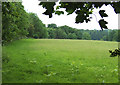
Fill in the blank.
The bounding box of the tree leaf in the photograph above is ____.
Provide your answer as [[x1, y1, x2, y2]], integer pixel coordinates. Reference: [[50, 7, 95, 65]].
[[39, 2, 56, 18], [99, 10, 108, 18], [75, 13, 85, 23], [99, 19, 108, 30], [55, 11, 64, 15], [112, 2, 120, 13]]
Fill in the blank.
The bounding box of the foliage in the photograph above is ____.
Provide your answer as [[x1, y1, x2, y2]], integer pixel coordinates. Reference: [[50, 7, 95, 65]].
[[27, 13, 48, 38], [47, 25, 119, 42], [55, 28, 67, 39], [108, 30, 120, 57], [68, 33, 77, 39], [47, 28, 56, 38], [2, 2, 48, 44], [82, 32, 91, 40], [39, 1, 120, 30], [109, 49, 120, 57], [75, 30, 82, 39], [2, 2, 29, 44], [48, 23, 57, 28]]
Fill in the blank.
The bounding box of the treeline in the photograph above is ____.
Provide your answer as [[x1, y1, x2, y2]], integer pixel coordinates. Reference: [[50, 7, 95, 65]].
[[2, 2, 119, 45], [2, 2, 48, 44], [47, 24, 120, 42]]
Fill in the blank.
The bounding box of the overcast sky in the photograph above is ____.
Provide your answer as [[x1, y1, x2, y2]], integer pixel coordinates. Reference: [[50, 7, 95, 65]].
[[22, 0, 118, 30]]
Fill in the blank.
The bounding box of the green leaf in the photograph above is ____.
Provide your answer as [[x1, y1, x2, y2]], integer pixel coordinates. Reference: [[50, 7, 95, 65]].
[[39, 2, 56, 18], [56, 6, 60, 10], [75, 14, 85, 23], [66, 9, 76, 15], [93, 2, 104, 8], [99, 19, 108, 30], [55, 11, 64, 15], [99, 10, 108, 18], [43, 10, 52, 18], [112, 2, 120, 13]]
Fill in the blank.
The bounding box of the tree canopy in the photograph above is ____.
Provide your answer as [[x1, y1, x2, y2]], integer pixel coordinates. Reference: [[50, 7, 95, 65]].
[[39, 1, 120, 30], [2, 2, 48, 44]]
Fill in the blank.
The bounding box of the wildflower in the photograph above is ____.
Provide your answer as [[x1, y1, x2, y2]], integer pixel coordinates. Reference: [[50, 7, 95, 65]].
[[111, 68, 118, 72], [46, 65, 52, 67], [46, 74, 51, 77], [114, 69, 118, 72], [71, 61, 75, 65], [102, 80, 105, 83], [45, 72, 56, 77], [30, 60, 37, 64], [50, 72, 56, 75], [36, 80, 43, 83]]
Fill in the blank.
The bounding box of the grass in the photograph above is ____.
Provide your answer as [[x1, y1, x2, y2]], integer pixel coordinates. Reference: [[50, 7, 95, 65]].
[[2, 39, 118, 83]]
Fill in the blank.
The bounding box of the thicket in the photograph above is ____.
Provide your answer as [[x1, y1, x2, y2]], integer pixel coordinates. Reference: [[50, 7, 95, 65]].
[[47, 24, 119, 42], [2, 2, 48, 45]]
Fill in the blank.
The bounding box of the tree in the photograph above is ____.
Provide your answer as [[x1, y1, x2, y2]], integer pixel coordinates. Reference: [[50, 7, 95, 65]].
[[82, 32, 91, 40], [118, 30, 120, 42], [27, 23, 34, 38], [2, 2, 48, 44], [48, 23, 57, 28], [75, 30, 82, 39], [112, 30, 118, 41], [55, 28, 67, 39], [68, 33, 77, 39], [47, 28, 56, 39], [39, 1, 120, 30], [47, 24, 119, 41], [59, 25, 70, 35], [108, 30, 115, 41], [28, 13, 48, 38], [102, 35, 107, 41], [40, 27, 48, 38], [2, 2, 29, 44]]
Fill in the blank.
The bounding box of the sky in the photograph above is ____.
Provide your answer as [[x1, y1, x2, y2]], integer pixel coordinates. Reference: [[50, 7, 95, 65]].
[[22, 0, 118, 30]]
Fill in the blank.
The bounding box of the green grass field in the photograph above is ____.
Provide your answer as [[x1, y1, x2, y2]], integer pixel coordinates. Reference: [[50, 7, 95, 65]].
[[2, 39, 118, 83]]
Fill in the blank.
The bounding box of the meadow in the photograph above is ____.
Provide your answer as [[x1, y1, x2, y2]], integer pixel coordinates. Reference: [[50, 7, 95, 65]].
[[2, 39, 118, 83]]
